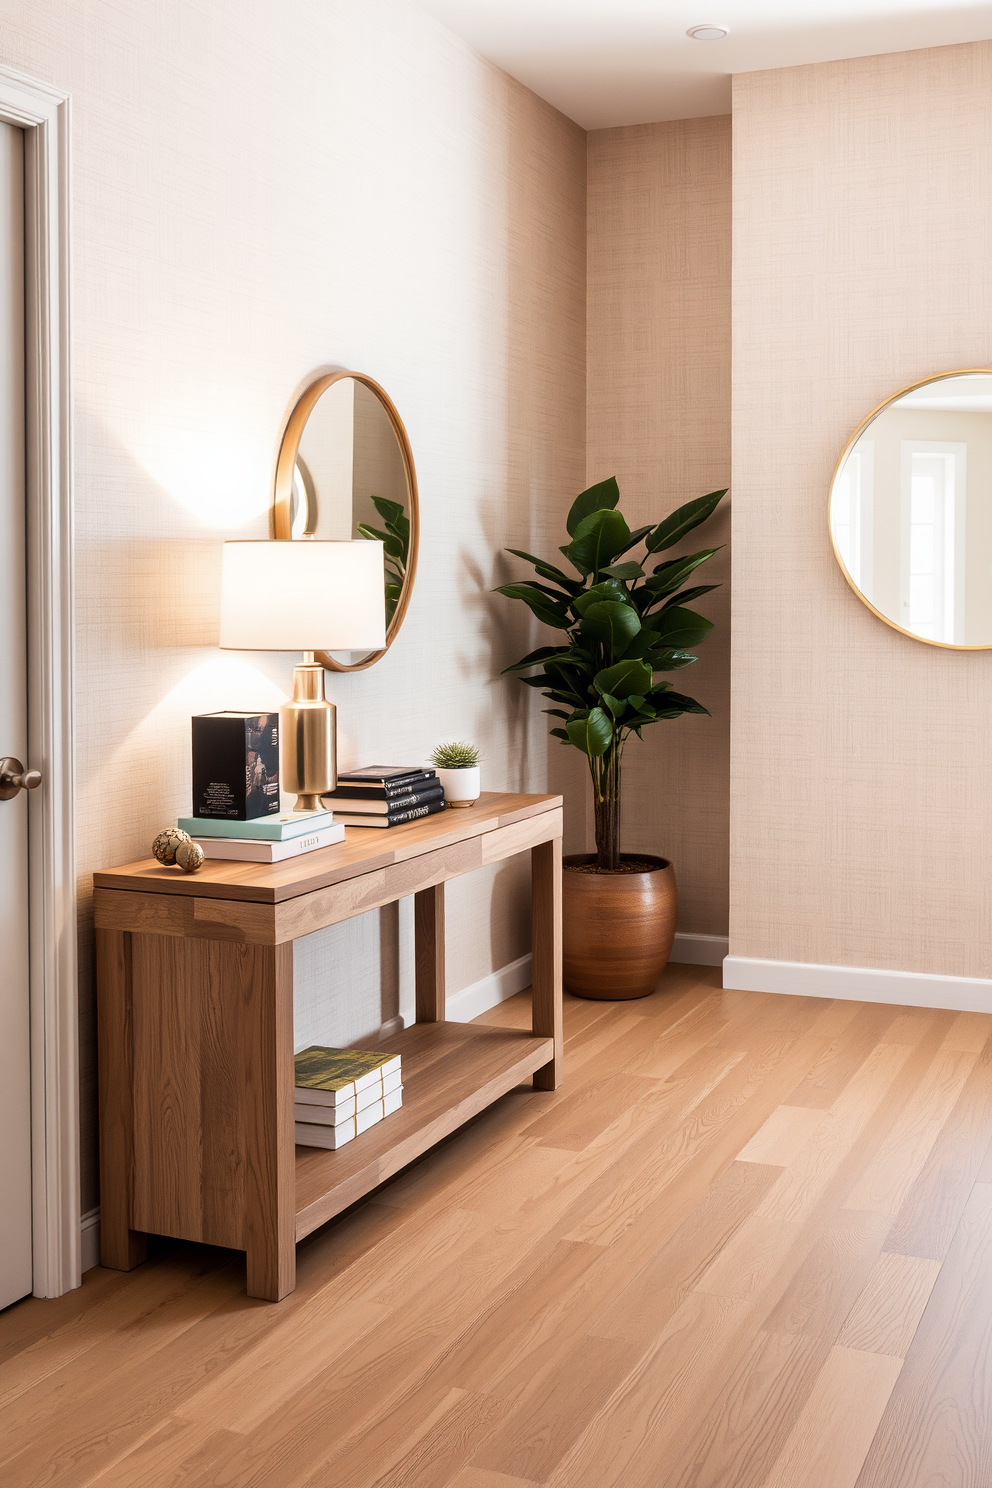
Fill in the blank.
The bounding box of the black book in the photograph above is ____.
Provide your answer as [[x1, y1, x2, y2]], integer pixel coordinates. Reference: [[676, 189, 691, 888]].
[[336, 766, 434, 785], [326, 778, 441, 804], [334, 798, 447, 829], [191, 712, 280, 821], [323, 783, 444, 815]]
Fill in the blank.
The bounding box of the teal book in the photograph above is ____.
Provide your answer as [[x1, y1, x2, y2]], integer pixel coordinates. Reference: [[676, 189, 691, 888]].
[[177, 809, 335, 842]]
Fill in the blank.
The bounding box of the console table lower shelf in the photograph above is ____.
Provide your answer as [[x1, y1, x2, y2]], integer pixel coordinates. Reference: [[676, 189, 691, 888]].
[[94, 792, 563, 1301], [295, 1020, 553, 1239]]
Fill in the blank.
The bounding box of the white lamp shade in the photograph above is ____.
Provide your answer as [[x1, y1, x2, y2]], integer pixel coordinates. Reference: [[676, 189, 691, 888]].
[[219, 540, 386, 651]]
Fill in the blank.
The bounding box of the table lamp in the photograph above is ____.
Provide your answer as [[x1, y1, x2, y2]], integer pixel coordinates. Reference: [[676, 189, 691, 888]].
[[219, 539, 386, 811]]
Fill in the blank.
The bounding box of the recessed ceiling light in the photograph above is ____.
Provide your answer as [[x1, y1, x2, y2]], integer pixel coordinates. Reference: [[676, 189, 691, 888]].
[[687, 23, 729, 41]]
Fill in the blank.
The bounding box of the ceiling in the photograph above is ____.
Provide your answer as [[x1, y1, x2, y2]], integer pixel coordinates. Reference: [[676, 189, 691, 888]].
[[406, 0, 992, 129]]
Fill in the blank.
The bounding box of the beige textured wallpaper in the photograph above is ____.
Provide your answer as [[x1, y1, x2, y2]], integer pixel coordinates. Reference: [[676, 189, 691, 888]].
[[587, 116, 732, 935], [0, 0, 585, 1211], [732, 42, 992, 975]]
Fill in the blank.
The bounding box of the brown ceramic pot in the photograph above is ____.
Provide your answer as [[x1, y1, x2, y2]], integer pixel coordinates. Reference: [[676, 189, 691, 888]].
[[562, 853, 677, 1000]]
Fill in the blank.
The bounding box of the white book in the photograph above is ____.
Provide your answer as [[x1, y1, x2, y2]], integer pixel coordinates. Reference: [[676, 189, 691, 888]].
[[295, 1088, 404, 1147], [294, 1053, 401, 1107], [293, 1082, 403, 1127], [358, 1088, 403, 1130], [194, 822, 344, 863], [355, 1102, 384, 1136], [295, 1117, 355, 1149], [294, 1095, 356, 1126]]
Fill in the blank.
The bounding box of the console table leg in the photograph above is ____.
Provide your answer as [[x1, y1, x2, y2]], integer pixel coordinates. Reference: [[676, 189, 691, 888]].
[[531, 837, 563, 1090], [96, 929, 147, 1271], [415, 883, 446, 1023], [244, 942, 296, 1301]]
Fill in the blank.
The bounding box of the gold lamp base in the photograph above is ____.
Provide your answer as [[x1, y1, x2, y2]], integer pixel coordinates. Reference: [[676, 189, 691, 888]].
[[280, 653, 336, 811]]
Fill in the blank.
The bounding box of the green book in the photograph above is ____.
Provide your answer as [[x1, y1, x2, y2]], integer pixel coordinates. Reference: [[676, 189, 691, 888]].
[[178, 809, 335, 842], [294, 1045, 402, 1107]]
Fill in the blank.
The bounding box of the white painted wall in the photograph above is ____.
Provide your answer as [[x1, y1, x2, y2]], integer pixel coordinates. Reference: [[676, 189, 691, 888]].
[[0, 0, 586, 1212]]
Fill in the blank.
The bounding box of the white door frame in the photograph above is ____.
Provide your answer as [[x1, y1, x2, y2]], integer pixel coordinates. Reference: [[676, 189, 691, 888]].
[[0, 65, 77, 1298]]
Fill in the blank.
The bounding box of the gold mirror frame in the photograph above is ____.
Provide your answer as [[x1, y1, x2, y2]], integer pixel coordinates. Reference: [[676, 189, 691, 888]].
[[829, 366, 992, 651], [273, 371, 420, 672]]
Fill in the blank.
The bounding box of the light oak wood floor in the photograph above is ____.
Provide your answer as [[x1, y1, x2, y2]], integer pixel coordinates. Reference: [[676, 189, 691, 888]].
[[4, 965, 992, 1487]]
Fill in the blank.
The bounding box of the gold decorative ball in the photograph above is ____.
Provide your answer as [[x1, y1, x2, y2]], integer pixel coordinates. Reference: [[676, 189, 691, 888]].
[[175, 840, 205, 874], [152, 827, 191, 865]]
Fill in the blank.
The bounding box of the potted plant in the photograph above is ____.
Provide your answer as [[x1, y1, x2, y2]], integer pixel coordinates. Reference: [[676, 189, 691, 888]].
[[496, 477, 726, 998], [430, 741, 482, 809]]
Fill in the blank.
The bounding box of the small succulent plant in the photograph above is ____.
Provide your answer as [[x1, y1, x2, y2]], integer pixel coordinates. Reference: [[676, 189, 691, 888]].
[[430, 741, 482, 769]]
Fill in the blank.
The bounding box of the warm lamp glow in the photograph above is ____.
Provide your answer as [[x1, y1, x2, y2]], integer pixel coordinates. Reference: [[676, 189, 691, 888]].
[[219, 540, 386, 652]]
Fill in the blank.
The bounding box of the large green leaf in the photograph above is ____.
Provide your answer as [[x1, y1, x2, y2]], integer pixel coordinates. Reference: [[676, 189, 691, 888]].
[[661, 583, 719, 611], [506, 579, 577, 604], [627, 695, 657, 718], [370, 495, 405, 525], [566, 476, 620, 536], [561, 509, 631, 576], [617, 523, 654, 556], [505, 549, 584, 596], [501, 645, 571, 674], [542, 662, 589, 705], [571, 579, 628, 617], [646, 687, 709, 717], [356, 523, 405, 559], [596, 691, 627, 720], [647, 606, 714, 648], [646, 490, 727, 553], [643, 548, 722, 598], [579, 601, 641, 652], [594, 659, 653, 699], [565, 707, 613, 756], [493, 584, 572, 629], [602, 560, 645, 581], [650, 648, 699, 671]]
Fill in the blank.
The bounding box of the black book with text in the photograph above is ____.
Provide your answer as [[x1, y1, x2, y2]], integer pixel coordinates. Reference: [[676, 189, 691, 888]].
[[323, 783, 444, 815], [334, 798, 448, 829], [336, 766, 433, 785], [328, 772, 438, 801]]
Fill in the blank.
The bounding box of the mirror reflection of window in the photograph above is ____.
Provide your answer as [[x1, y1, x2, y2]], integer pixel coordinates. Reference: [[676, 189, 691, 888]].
[[901, 443, 965, 643], [830, 372, 992, 648]]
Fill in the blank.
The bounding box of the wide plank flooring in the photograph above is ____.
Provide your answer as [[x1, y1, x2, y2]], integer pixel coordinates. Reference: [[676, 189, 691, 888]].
[[4, 966, 992, 1486]]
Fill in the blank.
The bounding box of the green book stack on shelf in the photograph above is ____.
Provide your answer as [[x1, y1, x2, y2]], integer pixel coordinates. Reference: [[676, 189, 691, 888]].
[[294, 1045, 403, 1150]]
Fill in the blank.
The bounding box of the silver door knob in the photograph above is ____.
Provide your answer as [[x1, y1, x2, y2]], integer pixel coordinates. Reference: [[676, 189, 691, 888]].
[[0, 757, 42, 801]]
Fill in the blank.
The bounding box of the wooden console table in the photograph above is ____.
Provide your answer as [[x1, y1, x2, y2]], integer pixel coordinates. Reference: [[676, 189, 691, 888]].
[[94, 792, 562, 1301]]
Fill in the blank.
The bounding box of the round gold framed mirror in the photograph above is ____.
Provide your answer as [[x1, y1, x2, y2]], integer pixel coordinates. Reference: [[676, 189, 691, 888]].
[[273, 371, 420, 671], [829, 368, 992, 650]]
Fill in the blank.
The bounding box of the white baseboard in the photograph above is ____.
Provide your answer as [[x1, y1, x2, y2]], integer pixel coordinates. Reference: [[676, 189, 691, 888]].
[[446, 952, 534, 1023], [670, 932, 729, 967], [723, 955, 992, 1014], [425, 934, 728, 1027], [80, 1207, 100, 1273], [79, 934, 733, 1276]]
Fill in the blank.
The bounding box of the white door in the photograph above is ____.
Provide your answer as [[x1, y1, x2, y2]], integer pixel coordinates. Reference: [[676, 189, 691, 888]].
[[0, 119, 32, 1311]]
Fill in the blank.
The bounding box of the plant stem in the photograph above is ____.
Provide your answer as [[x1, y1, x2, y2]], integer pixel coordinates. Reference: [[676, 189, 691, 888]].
[[592, 738, 622, 871]]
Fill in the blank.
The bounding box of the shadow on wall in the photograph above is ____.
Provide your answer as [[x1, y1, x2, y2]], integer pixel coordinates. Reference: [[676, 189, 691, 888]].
[[501, 70, 588, 861], [74, 55, 587, 1214]]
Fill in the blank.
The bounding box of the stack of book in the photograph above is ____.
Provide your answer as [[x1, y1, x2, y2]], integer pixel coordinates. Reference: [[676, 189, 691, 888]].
[[321, 766, 447, 828], [177, 809, 345, 863], [294, 1045, 403, 1149]]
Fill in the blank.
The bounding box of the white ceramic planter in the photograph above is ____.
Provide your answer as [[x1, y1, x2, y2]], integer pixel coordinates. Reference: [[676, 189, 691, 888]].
[[437, 765, 481, 809]]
